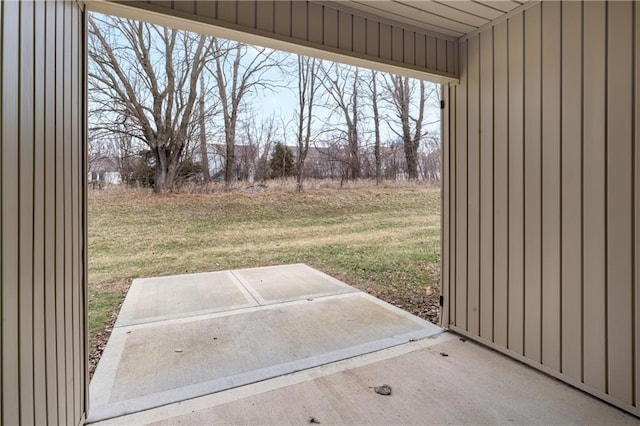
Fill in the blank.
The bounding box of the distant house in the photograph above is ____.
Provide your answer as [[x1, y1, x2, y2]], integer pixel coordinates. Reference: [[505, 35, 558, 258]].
[[208, 142, 419, 181], [88, 156, 121, 185], [295, 146, 344, 179], [210, 144, 260, 182]]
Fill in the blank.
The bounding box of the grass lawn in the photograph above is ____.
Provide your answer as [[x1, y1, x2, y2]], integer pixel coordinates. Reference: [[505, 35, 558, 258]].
[[88, 183, 441, 374]]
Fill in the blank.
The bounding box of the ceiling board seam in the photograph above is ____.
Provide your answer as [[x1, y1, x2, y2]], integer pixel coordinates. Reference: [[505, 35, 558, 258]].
[[356, 0, 474, 34], [350, 2, 464, 34], [460, 0, 541, 42], [319, 1, 461, 41], [472, 1, 508, 15], [432, 0, 497, 22], [390, 0, 482, 30]]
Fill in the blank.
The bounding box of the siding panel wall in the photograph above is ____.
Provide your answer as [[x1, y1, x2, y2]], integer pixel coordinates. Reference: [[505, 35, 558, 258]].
[[479, 28, 494, 342], [103, 1, 458, 83], [523, 3, 541, 363], [455, 40, 468, 330], [444, 0, 640, 416], [540, 0, 561, 372], [582, 0, 607, 391], [492, 20, 509, 349], [0, 0, 87, 424], [606, 1, 634, 405], [635, 2, 640, 412], [560, 1, 583, 382], [507, 12, 524, 355], [467, 35, 480, 337]]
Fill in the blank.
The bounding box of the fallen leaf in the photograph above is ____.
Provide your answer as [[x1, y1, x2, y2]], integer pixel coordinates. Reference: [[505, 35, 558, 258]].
[[374, 384, 392, 396]]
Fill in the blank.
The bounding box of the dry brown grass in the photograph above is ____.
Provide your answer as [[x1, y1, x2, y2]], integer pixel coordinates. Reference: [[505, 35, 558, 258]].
[[96, 177, 440, 195]]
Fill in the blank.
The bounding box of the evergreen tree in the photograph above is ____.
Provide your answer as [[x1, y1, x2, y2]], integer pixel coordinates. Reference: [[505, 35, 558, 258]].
[[269, 143, 294, 178]]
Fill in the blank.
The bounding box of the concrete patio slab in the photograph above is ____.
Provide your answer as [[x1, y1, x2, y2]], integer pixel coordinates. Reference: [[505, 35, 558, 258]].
[[115, 270, 257, 327], [94, 333, 639, 426], [231, 263, 356, 304], [88, 264, 442, 423]]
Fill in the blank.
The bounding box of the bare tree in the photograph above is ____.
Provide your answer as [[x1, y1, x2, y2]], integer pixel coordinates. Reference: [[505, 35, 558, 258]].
[[88, 14, 219, 193], [369, 70, 383, 184], [383, 139, 406, 180], [383, 76, 439, 180], [198, 77, 211, 181], [294, 55, 321, 192], [88, 126, 145, 184], [210, 40, 282, 184], [87, 129, 111, 177], [241, 114, 277, 182], [314, 135, 352, 180], [319, 63, 363, 180], [419, 133, 441, 183]]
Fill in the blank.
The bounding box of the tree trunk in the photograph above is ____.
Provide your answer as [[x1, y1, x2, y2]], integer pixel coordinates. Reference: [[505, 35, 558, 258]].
[[224, 130, 235, 184], [350, 69, 360, 180], [199, 78, 210, 181], [406, 80, 426, 180], [297, 159, 305, 192], [348, 121, 360, 179], [349, 136, 360, 179], [154, 147, 169, 193], [166, 156, 181, 189], [371, 71, 382, 185], [152, 141, 186, 193], [404, 140, 419, 179], [374, 138, 382, 184]]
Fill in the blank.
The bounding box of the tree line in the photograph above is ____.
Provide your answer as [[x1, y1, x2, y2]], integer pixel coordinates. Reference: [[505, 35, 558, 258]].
[[87, 13, 441, 193]]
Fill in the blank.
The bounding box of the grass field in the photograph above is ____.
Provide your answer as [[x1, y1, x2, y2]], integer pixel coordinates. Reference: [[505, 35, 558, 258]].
[[88, 182, 442, 373]]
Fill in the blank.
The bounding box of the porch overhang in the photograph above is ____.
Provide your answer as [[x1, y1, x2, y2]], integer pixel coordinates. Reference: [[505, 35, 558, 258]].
[[87, 0, 533, 85]]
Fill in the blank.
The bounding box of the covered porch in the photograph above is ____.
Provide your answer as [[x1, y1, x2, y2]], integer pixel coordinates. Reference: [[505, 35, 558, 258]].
[[89, 264, 636, 424], [1, 0, 639, 423]]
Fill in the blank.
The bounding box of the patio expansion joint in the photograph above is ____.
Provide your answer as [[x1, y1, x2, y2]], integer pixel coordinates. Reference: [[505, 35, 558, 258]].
[[229, 269, 262, 306], [228, 263, 360, 307], [113, 291, 377, 333]]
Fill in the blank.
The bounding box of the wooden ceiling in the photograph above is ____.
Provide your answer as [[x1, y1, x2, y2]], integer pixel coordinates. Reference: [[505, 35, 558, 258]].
[[326, 0, 530, 38]]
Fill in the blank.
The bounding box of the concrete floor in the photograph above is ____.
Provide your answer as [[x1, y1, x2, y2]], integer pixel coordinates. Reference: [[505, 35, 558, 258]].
[[89, 264, 638, 425], [95, 333, 637, 426]]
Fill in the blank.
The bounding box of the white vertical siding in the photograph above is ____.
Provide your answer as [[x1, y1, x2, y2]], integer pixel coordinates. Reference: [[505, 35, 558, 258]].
[[443, 0, 640, 417], [0, 0, 87, 424]]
